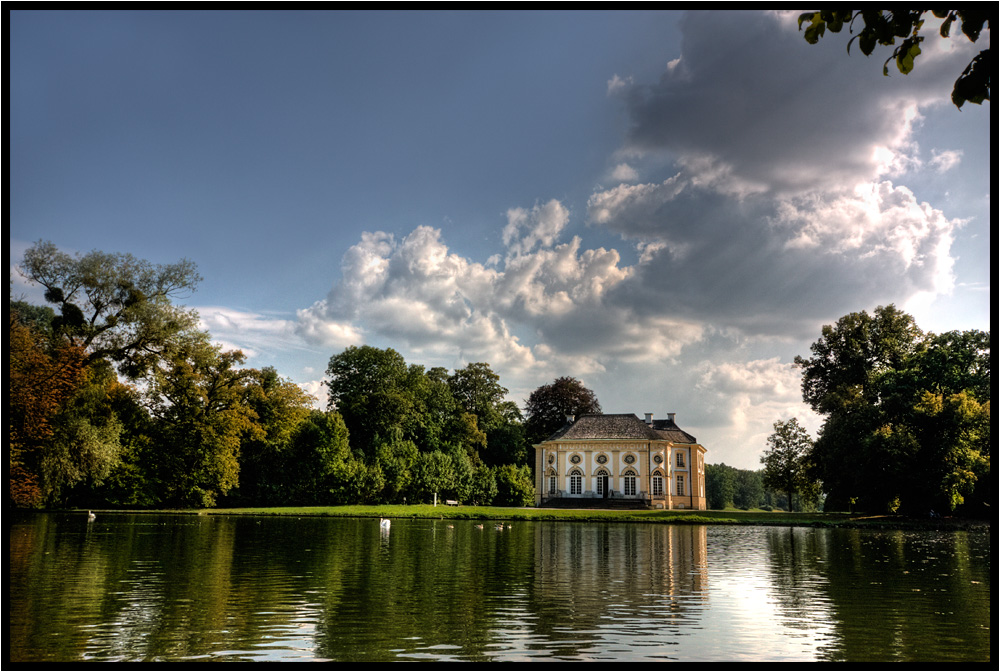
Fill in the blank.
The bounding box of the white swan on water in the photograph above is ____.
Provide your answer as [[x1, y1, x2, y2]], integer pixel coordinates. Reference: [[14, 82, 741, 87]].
[[87, 510, 96, 522], [379, 518, 391, 530]]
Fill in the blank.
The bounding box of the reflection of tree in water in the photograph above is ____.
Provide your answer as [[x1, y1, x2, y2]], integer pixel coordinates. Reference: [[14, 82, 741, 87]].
[[526, 523, 708, 659], [764, 528, 992, 662], [308, 519, 512, 662], [762, 527, 832, 630], [11, 516, 989, 662]]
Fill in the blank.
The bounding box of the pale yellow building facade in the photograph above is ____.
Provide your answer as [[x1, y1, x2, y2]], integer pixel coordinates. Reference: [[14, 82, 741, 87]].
[[534, 413, 707, 510]]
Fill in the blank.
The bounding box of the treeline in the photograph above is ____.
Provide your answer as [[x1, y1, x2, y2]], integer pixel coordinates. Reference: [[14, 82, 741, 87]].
[[9, 242, 540, 509], [705, 463, 819, 512]]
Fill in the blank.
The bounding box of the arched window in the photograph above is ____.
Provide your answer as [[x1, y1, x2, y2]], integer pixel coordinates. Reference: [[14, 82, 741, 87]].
[[546, 468, 558, 495], [622, 468, 637, 497], [652, 470, 664, 497], [569, 468, 583, 495]]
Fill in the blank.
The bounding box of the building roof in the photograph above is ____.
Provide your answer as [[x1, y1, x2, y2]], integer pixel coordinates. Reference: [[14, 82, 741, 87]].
[[543, 413, 698, 444]]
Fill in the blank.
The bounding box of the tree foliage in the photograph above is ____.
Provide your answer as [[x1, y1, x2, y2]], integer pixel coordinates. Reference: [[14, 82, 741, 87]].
[[798, 9, 991, 109], [9, 307, 87, 506], [145, 335, 259, 507], [17, 240, 202, 378], [11, 243, 536, 510], [760, 418, 820, 513], [523, 377, 602, 446], [796, 305, 990, 514]]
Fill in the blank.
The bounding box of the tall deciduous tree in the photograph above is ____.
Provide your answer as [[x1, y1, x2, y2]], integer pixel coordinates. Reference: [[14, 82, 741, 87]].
[[325, 345, 413, 457], [448, 362, 510, 431], [797, 305, 990, 513], [761, 419, 819, 513], [798, 9, 991, 108], [234, 367, 316, 505], [523, 377, 602, 446], [17, 240, 202, 378], [146, 335, 259, 507]]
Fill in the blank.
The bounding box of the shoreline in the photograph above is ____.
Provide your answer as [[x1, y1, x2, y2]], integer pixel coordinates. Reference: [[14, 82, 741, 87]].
[[28, 505, 991, 532]]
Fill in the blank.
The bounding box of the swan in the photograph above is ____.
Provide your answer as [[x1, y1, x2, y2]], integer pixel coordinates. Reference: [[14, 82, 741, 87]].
[[87, 510, 96, 522], [379, 518, 391, 530]]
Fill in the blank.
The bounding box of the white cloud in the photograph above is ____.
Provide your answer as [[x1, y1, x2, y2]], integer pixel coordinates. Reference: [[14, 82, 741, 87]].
[[502, 199, 570, 258], [295, 201, 711, 384], [610, 162, 639, 183], [606, 73, 633, 95], [692, 357, 821, 466], [197, 306, 307, 357], [928, 148, 963, 172]]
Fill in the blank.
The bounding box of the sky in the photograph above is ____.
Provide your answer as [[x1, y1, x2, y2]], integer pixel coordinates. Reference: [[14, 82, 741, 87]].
[[9, 10, 992, 469]]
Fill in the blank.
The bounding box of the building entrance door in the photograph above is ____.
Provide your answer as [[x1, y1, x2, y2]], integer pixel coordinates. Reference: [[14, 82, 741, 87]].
[[601, 476, 608, 498]]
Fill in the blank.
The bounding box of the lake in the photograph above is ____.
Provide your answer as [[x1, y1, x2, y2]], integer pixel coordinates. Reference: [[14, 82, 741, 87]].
[[7, 512, 991, 662]]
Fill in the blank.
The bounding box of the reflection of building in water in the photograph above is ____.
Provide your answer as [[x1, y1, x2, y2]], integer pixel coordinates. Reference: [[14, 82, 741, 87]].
[[532, 523, 709, 611], [534, 413, 707, 509]]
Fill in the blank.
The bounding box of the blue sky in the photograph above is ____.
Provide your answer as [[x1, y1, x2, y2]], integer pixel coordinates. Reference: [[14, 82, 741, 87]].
[[10, 10, 991, 469]]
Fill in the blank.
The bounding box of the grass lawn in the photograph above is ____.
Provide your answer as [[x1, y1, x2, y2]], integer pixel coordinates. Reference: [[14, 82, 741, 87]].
[[119, 504, 988, 530]]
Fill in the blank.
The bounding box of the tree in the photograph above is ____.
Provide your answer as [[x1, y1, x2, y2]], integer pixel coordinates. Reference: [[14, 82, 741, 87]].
[[732, 468, 765, 510], [17, 241, 202, 378], [43, 360, 126, 506], [796, 305, 923, 416], [705, 463, 736, 510], [234, 367, 315, 505], [798, 10, 991, 109], [448, 362, 511, 432], [325, 346, 417, 458], [523, 377, 602, 446], [406, 451, 456, 504], [9, 307, 87, 507], [797, 305, 990, 514], [280, 410, 352, 505], [145, 335, 259, 507], [492, 464, 535, 507], [761, 419, 819, 513]]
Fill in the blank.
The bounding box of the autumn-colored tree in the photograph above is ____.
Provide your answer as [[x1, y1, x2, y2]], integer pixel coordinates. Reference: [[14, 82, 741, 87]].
[[9, 309, 87, 507]]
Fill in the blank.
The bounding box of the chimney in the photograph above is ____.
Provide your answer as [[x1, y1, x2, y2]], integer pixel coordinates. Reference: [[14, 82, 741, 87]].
[[644, 412, 653, 424], [667, 412, 676, 423]]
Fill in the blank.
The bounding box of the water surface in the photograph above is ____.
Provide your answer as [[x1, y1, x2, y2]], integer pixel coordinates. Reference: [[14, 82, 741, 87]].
[[8, 512, 991, 662]]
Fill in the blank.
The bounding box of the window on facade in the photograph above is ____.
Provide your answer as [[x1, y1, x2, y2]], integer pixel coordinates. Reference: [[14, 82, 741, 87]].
[[623, 470, 636, 496], [570, 469, 582, 495], [652, 475, 664, 496], [676, 474, 685, 496], [549, 476, 557, 495], [676, 452, 685, 468]]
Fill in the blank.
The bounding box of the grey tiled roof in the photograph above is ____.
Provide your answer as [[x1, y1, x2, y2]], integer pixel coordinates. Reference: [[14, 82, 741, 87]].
[[651, 418, 698, 444], [545, 413, 698, 444]]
